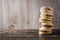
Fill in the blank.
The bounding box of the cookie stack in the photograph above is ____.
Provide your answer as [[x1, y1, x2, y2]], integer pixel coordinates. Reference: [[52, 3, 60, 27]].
[[39, 6, 54, 34]]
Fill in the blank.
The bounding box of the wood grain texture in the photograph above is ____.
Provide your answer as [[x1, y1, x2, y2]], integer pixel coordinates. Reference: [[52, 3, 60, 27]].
[[0, 0, 60, 29]]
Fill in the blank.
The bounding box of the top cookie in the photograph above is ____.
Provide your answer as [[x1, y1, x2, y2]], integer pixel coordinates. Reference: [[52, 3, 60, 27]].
[[40, 6, 54, 14]]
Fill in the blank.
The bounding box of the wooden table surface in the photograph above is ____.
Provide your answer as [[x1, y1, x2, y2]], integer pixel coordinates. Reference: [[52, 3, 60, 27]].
[[0, 29, 60, 40]]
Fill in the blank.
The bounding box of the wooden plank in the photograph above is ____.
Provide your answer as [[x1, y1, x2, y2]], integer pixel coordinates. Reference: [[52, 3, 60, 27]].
[[2, 0, 8, 29], [0, 0, 3, 29], [27, 0, 39, 29]]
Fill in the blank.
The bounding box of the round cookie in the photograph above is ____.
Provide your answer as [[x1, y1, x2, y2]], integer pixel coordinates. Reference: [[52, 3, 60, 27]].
[[39, 18, 52, 22], [39, 30, 52, 34], [39, 27, 52, 34], [40, 6, 54, 14], [42, 22, 54, 29], [40, 14, 53, 19]]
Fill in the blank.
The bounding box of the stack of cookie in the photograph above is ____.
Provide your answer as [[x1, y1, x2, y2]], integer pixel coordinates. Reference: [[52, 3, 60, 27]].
[[39, 6, 54, 34]]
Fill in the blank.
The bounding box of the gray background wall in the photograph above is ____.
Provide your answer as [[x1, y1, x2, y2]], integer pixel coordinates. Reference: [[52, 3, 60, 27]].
[[0, 0, 59, 29]]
